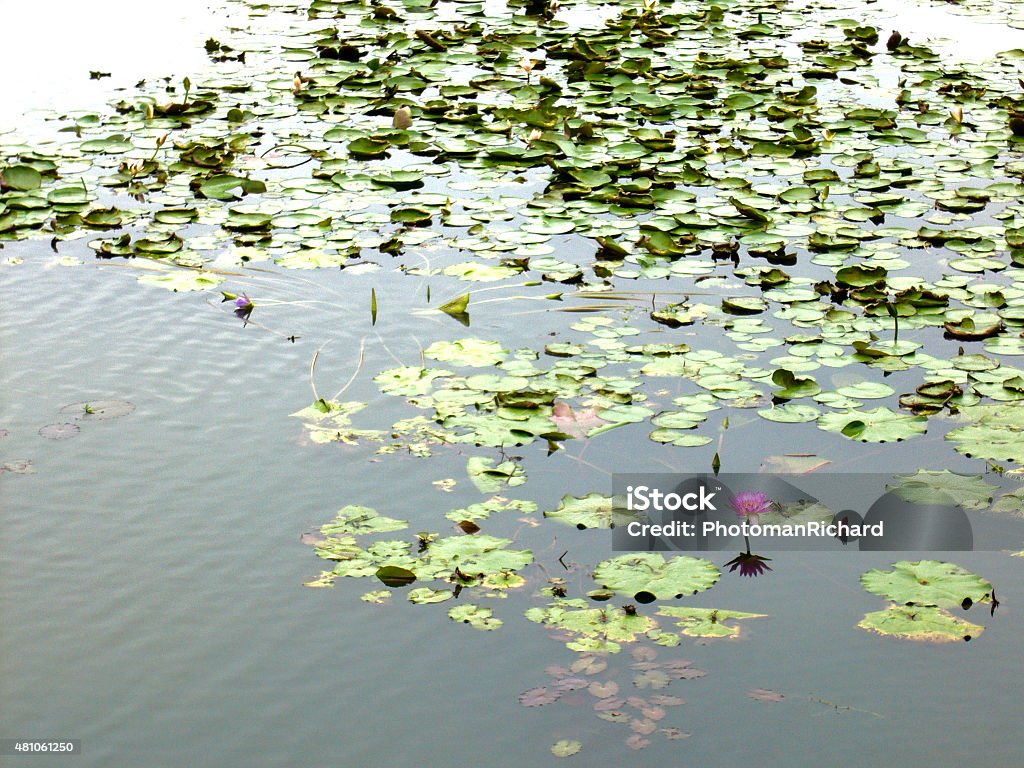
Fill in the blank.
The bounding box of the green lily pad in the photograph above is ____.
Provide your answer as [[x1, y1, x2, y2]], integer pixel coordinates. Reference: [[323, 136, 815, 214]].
[[321, 505, 408, 535], [374, 366, 451, 397], [48, 185, 92, 206], [225, 210, 272, 231], [448, 604, 502, 630], [424, 338, 507, 367], [390, 206, 432, 225], [817, 407, 927, 442], [771, 368, 821, 399], [861, 560, 993, 608], [946, 405, 1024, 462], [444, 497, 537, 522], [348, 136, 391, 158], [551, 740, 582, 758], [137, 269, 224, 292], [443, 262, 519, 281], [425, 534, 533, 576], [593, 554, 720, 602], [657, 606, 767, 638], [722, 296, 768, 315], [444, 410, 556, 447], [275, 250, 347, 269], [544, 493, 612, 529], [887, 471, 998, 511], [649, 429, 714, 447], [3, 165, 42, 191], [834, 382, 895, 399], [371, 170, 423, 189], [466, 456, 526, 493], [992, 488, 1024, 517], [376, 565, 417, 587], [408, 587, 454, 604], [525, 600, 658, 653], [758, 403, 820, 423], [858, 605, 983, 643], [836, 265, 888, 287], [199, 174, 266, 201]]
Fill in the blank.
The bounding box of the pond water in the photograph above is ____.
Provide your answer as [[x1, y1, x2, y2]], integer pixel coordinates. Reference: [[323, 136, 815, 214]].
[[3, 0, 1024, 765]]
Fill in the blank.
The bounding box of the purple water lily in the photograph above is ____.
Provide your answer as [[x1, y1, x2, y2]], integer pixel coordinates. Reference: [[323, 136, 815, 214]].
[[232, 293, 254, 321], [730, 491, 774, 522]]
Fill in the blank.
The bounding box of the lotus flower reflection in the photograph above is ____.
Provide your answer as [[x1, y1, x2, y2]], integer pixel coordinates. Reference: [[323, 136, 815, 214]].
[[724, 552, 773, 578]]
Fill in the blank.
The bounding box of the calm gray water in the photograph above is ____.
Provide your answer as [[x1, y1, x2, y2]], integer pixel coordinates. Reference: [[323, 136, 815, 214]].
[[3, 0, 1024, 766], [3, 230, 1023, 768]]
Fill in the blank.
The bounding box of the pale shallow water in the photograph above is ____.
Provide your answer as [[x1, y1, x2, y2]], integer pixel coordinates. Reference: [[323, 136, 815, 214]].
[[0, 1, 239, 130], [3, 1, 1024, 766]]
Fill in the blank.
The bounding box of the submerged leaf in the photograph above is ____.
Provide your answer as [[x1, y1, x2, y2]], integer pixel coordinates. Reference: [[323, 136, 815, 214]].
[[747, 688, 785, 703], [38, 423, 80, 440]]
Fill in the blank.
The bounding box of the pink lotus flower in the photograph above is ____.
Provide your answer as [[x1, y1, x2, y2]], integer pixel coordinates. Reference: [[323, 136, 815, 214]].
[[730, 491, 774, 522]]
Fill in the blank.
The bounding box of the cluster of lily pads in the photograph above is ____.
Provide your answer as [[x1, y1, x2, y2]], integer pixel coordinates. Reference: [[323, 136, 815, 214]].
[[1, 0, 1018, 619], [3, 0, 1020, 756], [859, 559, 995, 641], [521, 647, 705, 753], [3, 0, 1024, 464]]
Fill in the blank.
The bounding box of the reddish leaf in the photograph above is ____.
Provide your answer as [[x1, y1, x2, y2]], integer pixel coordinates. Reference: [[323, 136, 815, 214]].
[[519, 687, 561, 707], [593, 697, 625, 712], [662, 727, 690, 740], [631, 718, 657, 735], [632, 646, 657, 662], [640, 705, 666, 722], [625, 734, 650, 750], [554, 677, 589, 692], [551, 401, 608, 439]]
